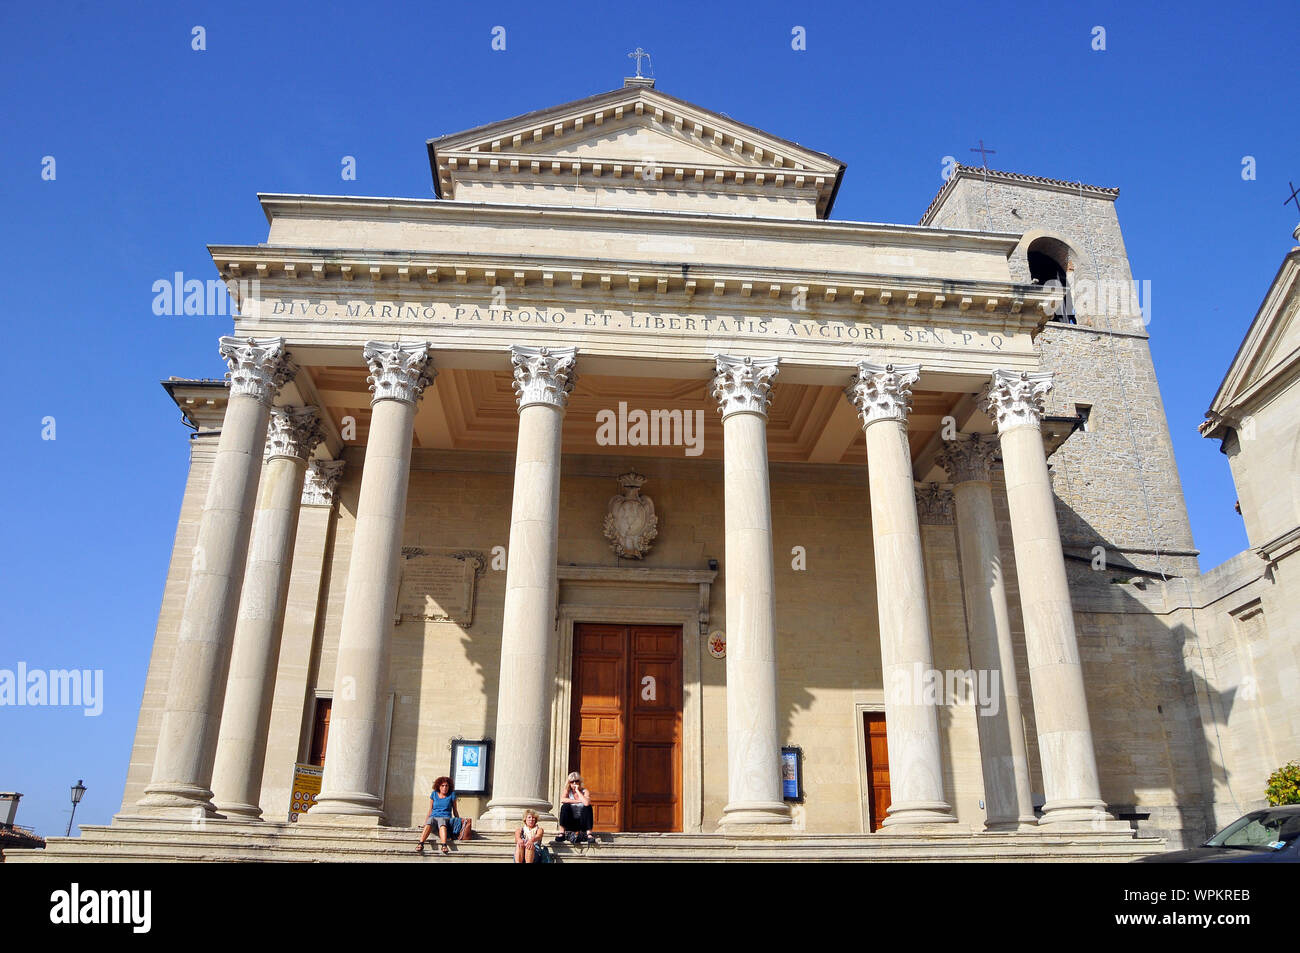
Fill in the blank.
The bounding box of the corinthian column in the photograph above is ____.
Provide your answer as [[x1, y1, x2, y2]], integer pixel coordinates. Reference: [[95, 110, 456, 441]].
[[480, 346, 577, 830], [985, 370, 1112, 827], [847, 362, 955, 828], [307, 342, 432, 822], [212, 407, 325, 819], [937, 433, 1036, 830], [712, 354, 791, 829], [137, 337, 295, 818]]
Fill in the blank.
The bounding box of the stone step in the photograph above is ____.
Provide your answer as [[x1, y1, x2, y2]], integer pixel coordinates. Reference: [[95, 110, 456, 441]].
[[2, 821, 1166, 863]]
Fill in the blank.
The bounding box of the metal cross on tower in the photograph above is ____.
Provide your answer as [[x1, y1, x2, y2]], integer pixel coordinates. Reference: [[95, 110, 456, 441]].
[[1285, 181, 1300, 215], [628, 47, 652, 79], [969, 139, 997, 231], [969, 139, 996, 170]]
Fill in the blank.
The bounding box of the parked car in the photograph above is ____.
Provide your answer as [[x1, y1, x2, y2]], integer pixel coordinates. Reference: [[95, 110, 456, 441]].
[[1135, 805, 1300, 863]]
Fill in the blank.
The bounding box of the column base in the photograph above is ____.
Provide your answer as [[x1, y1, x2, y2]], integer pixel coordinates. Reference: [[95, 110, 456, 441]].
[[305, 789, 386, 822], [478, 798, 557, 832], [1038, 799, 1130, 832], [983, 816, 1041, 833], [135, 783, 218, 819], [213, 801, 264, 821], [719, 799, 792, 831], [879, 800, 958, 830]]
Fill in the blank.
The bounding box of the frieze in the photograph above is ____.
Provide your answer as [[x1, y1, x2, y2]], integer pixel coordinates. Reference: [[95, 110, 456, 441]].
[[262, 300, 1016, 351]]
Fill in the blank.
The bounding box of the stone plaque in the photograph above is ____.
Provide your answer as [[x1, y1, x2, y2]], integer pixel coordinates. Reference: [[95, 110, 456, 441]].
[[395, 549, 485, 625]]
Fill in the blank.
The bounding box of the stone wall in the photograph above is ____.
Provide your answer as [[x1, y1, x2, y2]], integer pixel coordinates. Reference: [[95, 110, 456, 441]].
[[925, 173, 1199, 579]]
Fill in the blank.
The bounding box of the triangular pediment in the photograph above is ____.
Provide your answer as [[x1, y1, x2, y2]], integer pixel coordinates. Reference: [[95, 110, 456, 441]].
[[428, 85, 845, 219], [1205, 249, 1300, 435]]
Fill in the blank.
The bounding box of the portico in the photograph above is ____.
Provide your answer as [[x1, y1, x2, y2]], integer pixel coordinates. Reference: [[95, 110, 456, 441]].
[[110, 80, 1143, 846]]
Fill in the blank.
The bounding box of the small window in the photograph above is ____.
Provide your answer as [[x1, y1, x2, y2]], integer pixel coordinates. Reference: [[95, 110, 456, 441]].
[[1075, 404, 1092, 432]]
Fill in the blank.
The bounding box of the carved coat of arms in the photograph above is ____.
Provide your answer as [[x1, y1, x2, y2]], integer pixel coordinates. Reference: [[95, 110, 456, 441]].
[[603, 471, 658, 559]]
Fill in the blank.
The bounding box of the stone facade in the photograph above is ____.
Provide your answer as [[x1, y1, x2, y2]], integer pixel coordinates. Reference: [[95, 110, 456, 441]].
[[77, 88, 1294, 863]]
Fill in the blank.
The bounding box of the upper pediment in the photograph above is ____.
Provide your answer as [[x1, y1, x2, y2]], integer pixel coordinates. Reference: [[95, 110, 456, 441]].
[[428, 85, 845, 220], [1203, 248, 1300, 439]]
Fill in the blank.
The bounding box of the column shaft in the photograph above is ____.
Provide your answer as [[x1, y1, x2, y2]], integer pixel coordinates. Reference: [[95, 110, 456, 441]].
[[137, 337, 291, 818], [212, 408, 323, 818], [713, 354, 790, 829], [987, 370, 1111, 827], [849, 363, 955, 828], [481, 346, 576, 830], [942, 434, 1036, 830], [308, 343, 431, 822]]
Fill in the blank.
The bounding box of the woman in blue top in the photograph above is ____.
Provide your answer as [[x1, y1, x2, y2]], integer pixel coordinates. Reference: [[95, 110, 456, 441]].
[[417, 777, 473, 854]]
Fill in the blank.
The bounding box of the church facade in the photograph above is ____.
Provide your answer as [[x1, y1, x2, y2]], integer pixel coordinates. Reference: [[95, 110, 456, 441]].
[[78, 80, 1292, 857]]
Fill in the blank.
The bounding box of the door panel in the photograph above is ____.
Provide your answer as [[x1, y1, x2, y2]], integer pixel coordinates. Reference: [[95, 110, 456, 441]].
[[571, 623, 682, 832], [863, 712, 891, 832], [627, 626, 682, 832], [572, 625, 625, 831]]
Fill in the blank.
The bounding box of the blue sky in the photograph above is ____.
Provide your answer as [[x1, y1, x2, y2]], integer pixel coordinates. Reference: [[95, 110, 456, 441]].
[[1, 0, 1294, 838]]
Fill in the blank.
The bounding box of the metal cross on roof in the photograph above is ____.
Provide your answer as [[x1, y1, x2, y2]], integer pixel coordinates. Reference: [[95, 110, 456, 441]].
[[970, 139, 996, 170], [628, 47, 652, 79], [1285, 181, 1300, 214]]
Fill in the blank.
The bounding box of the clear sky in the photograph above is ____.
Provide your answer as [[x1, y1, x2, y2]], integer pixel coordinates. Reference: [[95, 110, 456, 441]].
[[1, 0, 1295, 838]]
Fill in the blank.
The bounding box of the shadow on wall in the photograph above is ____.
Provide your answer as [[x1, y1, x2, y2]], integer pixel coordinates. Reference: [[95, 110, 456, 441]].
[[1053, 495, 1220, 847]]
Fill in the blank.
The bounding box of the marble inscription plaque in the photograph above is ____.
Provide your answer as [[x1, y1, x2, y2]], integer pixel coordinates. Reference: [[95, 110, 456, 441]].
[[396, 549, 485, 625]]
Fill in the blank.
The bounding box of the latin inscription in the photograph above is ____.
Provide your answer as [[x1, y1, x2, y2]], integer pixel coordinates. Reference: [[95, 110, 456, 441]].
[[267, 300, 1009, 350]]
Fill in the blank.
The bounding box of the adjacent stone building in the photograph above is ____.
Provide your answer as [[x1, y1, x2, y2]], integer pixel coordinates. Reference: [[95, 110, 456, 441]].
[[10, 80, 1293, 862]]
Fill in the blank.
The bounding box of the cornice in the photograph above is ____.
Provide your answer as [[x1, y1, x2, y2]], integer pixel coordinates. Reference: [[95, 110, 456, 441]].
[[161, 378, 229, 432], [208, 245, 1060, 322], [254, 192, 1024, 255], [920, 165, 1120, 225]]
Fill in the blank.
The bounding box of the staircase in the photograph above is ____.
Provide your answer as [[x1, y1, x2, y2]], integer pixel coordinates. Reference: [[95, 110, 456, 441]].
[[2, 817, 1165, 863]]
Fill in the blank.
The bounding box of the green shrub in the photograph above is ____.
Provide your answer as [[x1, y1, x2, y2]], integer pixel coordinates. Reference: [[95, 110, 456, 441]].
[[1265, 761, 1300, 805]]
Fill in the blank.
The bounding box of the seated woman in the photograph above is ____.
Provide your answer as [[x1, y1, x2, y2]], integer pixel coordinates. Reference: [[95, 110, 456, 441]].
[[515, 809, 544, 863], [416, 776, 472, 854], [557, 772, 594, 843]]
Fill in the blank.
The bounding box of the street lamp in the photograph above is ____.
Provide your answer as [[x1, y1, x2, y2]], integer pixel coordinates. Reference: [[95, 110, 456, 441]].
[[66, 780, 86, 837]]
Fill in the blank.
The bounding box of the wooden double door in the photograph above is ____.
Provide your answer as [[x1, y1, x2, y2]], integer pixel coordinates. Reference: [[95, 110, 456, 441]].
[[569, 623, 682, 832]]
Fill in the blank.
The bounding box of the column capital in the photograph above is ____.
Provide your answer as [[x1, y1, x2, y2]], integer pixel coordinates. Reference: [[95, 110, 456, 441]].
[[845, 362, 920, 427], [363, 341, 435, 406], [302, 459, 345, 506], [985, 370, 1054, 433], [219, 336, 295, 406], [936, 432, 999, 485], [915, 483, 955, 525], [712, 354, 780, 419], [510, 345, 577, 410], [265, 406, 325, 462]]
